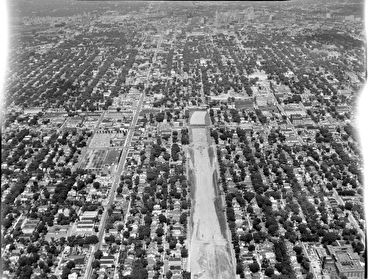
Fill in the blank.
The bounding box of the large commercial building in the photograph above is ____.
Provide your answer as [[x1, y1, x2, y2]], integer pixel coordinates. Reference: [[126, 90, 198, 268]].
[[324, 245, 365, 279]]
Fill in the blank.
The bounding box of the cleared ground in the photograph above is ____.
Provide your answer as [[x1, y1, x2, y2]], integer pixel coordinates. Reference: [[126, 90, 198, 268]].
[[188, 128, 235, 279], [248, 70, 268, 81], [189, 111, 207, 125], [104, 149, 122, 165], [89, 133, 112, 148]]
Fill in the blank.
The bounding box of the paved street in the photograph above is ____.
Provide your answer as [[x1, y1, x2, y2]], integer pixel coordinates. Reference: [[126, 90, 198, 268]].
[[83, 92, 144, 279], [83, 34, 163, 279]]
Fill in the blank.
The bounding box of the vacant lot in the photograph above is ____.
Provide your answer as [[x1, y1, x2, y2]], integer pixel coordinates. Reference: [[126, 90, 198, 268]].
[[89, 133, 111, 148], [188, 128, 235, 279], [104, 149, 122, 165], [190, 111, 207, 125]]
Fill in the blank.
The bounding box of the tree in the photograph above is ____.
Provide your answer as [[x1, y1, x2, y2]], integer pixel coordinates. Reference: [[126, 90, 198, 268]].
[[181, 200, 188, 210], [44, 189, 50, 199], [123, 230, 131, 239], [322, 232, 339, 245], [163, 152, 170, 161], [27, 243, 39, 254], [21, 266, 34, 278], [94, 250, 103, 260], [293, 246, 303, 255], [158, 214, 167, 223], [3, 218, 13, 229], [166, 271, 173, 279], [156, 227, 164, 237], [93, 181, 100, 189], [265, 267, 274, 277], [236, 262, 244, 275], [131, 259, 148, 279], [249, 262, 260, 273], [268, 224, 279, 236], [144, 212, 153, 224], [169, 238, 178, 249], [353, 241, 365, 254], [104, 234, 116, 244], [85, 235, 99, 244], [156, 113, 165, 122], [180, 212, 187, 224], [66, 261, 76, 270], [181, 247, 188, 258], [178, 235, 185, 245], [138, 225, 150, 240], [60, 237, 66, 246], [92, 260, 100, 269], [117, 224, 124, 232], [345, 202, 353, 211]]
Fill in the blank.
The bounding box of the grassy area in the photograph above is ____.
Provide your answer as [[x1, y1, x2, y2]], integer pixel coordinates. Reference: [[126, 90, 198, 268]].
[[213, 169, 227, 239], [188, 147, 195, 166], [187, 161, 196, 238], [205, 128, 213, 145], [104, 149, 122, 165], [204, 111, 211, 126], [208, 145, 215, 166], [212, 169, 219, 197], [188, 168, 195, 196], [214, 196, 228, 240]]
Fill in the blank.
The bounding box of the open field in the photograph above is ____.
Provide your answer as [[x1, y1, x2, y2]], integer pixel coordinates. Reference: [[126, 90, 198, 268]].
[[189, 110, 209, 126], [249, 70, 268, 81], [188, 127, 235, 279], [104, 149, 122, 165], [89, 133, 112, 148]]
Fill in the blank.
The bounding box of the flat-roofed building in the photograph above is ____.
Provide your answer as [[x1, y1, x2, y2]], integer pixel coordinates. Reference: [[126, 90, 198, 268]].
[[21, 219, 39, 234], [75, 222, 94, 233], [326, 245, 365, 279], [75, 211, 98, 233], [81, 211, 98, 220], [23, 107, 43, 115], [100, 255, 115, 268], [283, 103, 307, 117], [168, 256, 182, 275], [290, 114, 304, 126]]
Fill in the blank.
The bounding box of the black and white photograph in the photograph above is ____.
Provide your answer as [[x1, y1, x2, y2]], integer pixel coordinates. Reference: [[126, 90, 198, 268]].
[[0, 0, 366, 279]]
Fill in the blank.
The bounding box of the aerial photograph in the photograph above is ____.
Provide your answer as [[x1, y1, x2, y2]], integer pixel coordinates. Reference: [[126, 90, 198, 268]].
[[0, 0, 366, 279]]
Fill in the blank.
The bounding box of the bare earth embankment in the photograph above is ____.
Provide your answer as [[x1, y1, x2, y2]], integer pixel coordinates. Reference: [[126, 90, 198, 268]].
[[188, 124, 235, 279]]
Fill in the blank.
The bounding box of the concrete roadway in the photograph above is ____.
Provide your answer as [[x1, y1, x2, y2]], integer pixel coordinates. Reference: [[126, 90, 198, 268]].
[[84, 33, 163, 279], [83, 92, 144, 279]]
